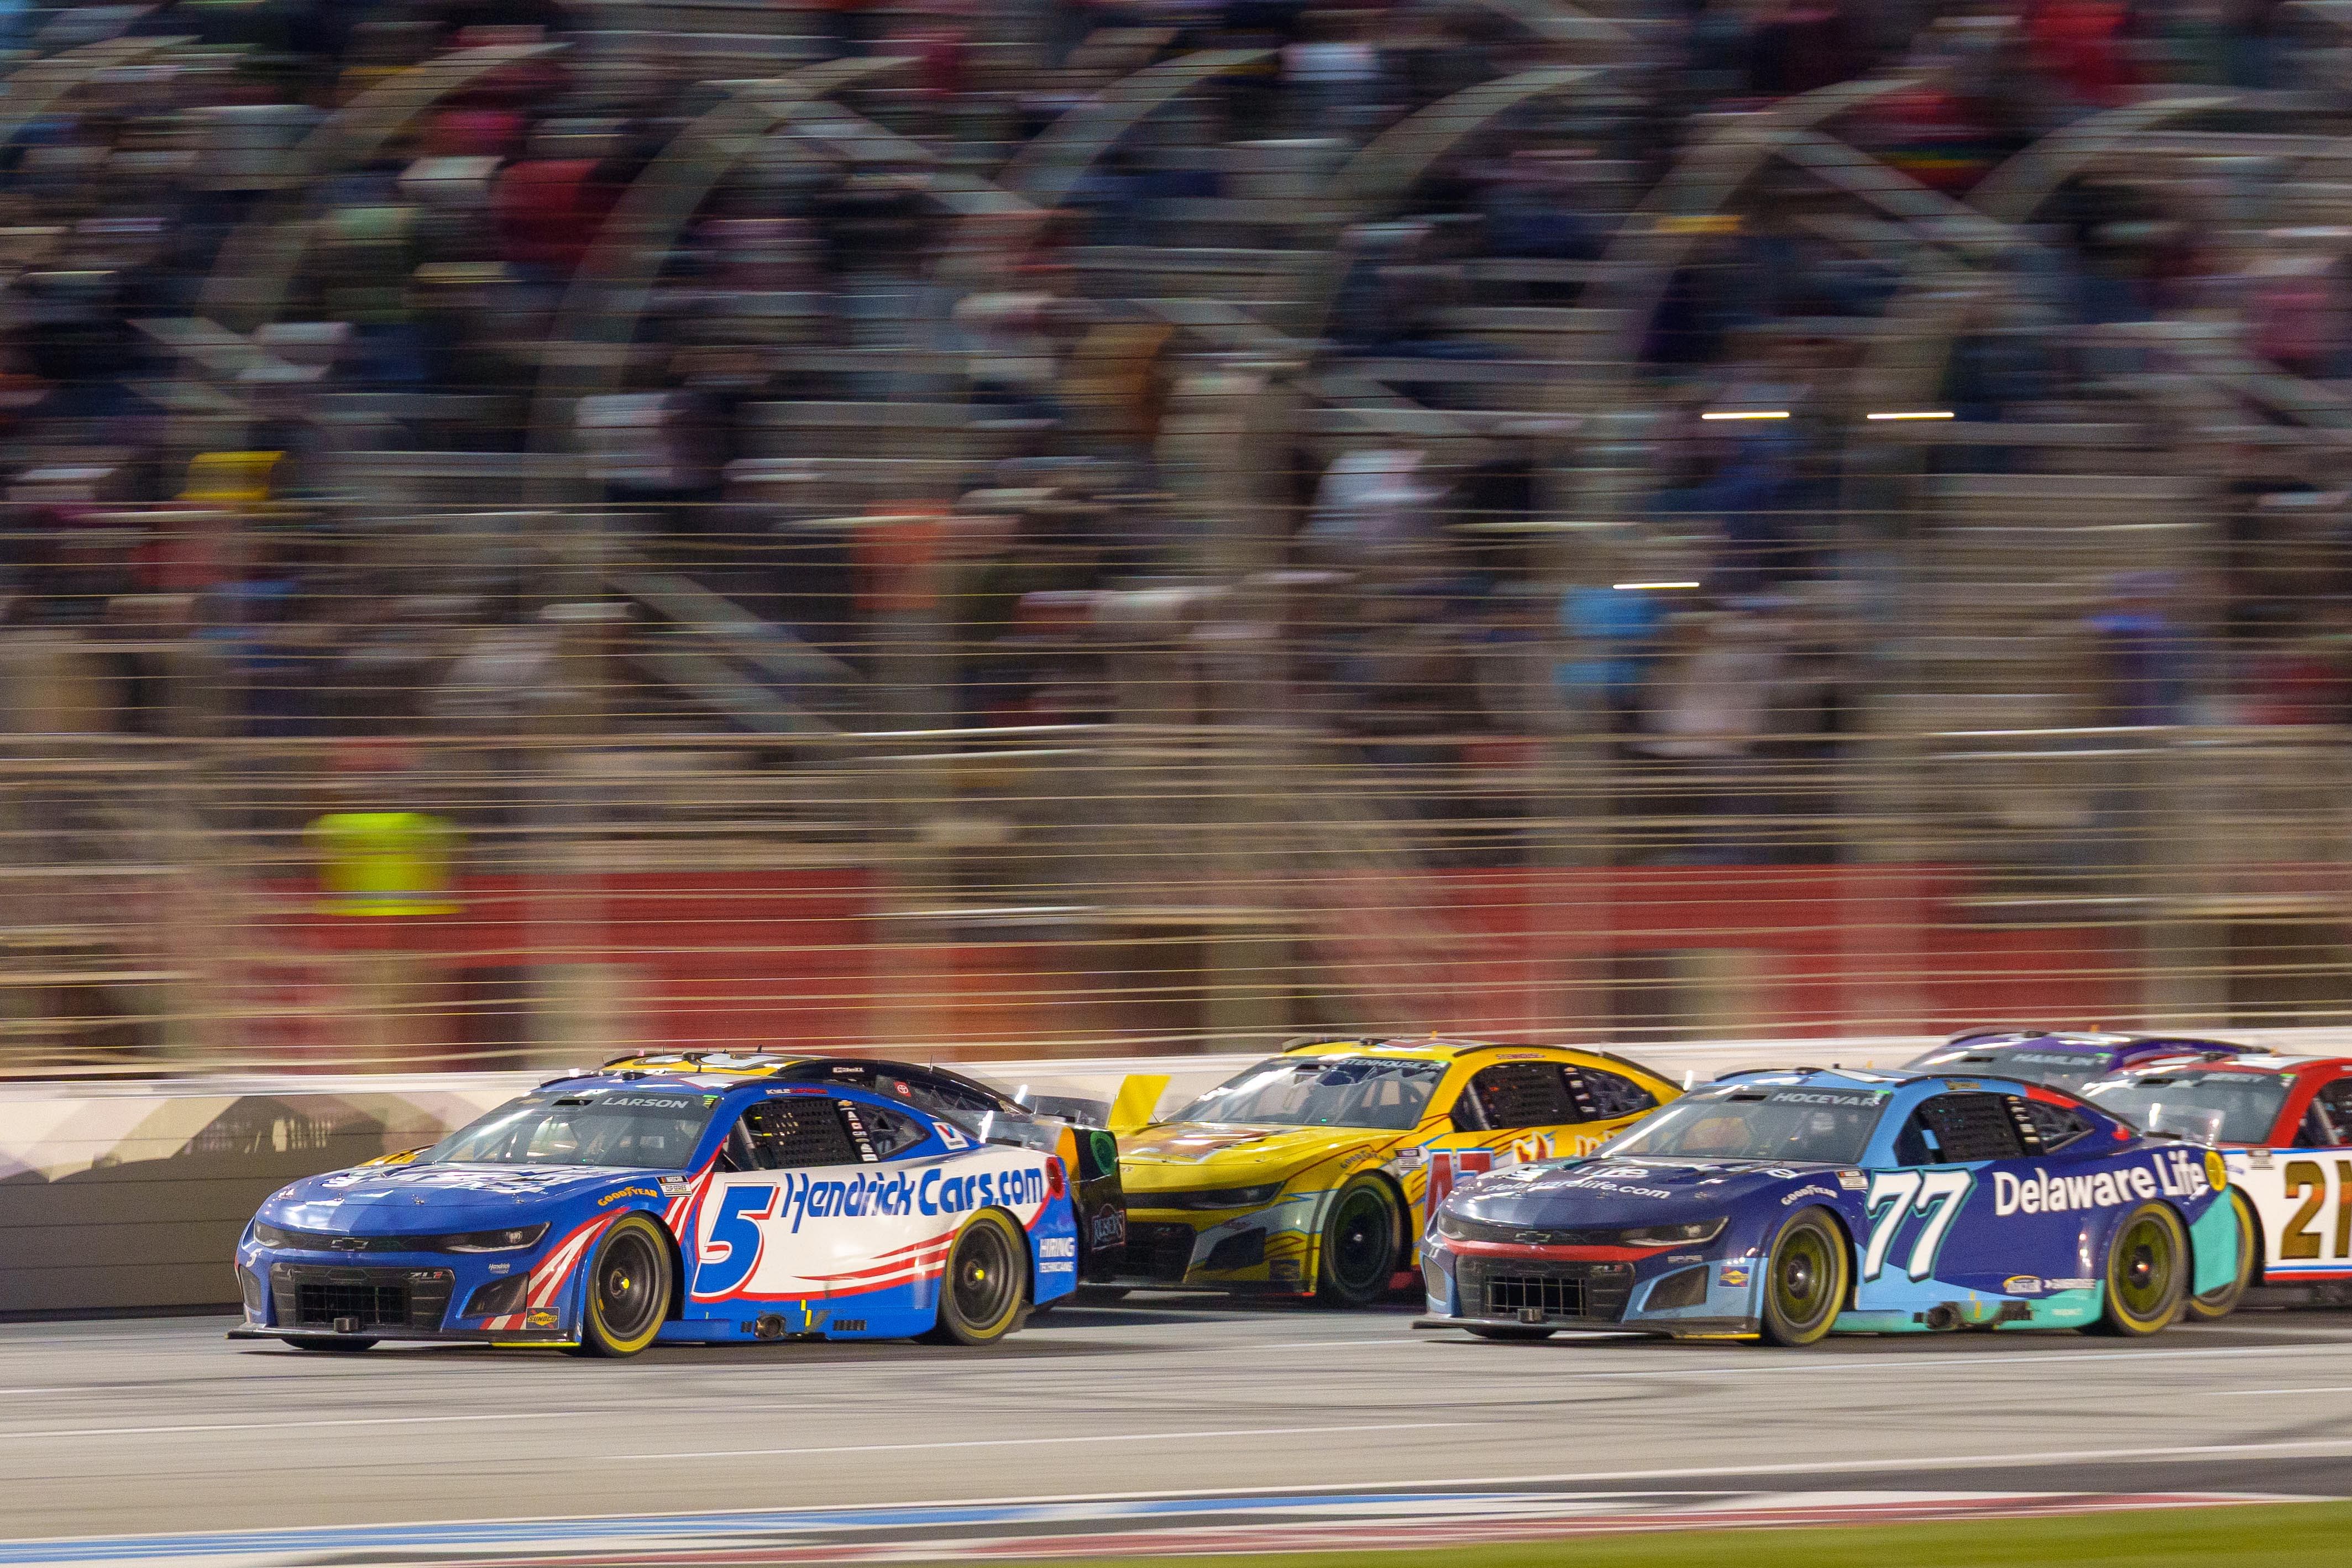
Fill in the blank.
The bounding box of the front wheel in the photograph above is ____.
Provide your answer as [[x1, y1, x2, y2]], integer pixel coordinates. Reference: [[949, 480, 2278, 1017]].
[[923, 1209, 1029, 1346], [2185, 1189, 2257, 1323], [285, 1336, 375, 1354], [575, 1213, 673, 1358], [2088, 1202, 2189, 1336], [1757, 1208, 1847, 1347], [1315, 1176, 1403, 1308]]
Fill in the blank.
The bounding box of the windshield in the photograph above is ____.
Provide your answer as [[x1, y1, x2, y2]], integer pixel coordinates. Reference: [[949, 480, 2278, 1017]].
[[1604, 1086, 1885, 1164], [1913, 1045, 2114, 1092], [421, 1089, 718, 1169], [2082, 1072, 2292, 1145], [1171, 1057, 1447, 1130]]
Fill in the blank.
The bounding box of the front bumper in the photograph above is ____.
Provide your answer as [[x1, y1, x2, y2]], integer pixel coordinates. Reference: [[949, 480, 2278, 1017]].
[[1108, 1209, 1316, 1294], [227, 1325, 574, 1346], [237, 1245, 566, 1340], [1412, 1313, 1758, 1339]]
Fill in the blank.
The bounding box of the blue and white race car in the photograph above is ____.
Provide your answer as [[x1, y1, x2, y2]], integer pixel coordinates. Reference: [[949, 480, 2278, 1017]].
[[1417, 1067, 2250, 1346], [1903, 1028, 2251, 1092], [231, 1067, 1080, 1355]]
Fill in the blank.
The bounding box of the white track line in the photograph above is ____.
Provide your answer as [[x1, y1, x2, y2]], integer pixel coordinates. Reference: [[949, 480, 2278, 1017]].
[[0, 1412, 585, 1441]]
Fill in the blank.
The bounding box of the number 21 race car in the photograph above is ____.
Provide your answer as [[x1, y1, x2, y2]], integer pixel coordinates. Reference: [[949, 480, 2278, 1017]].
[[1418, 1067, 2250, 1345], [231, 1063, 1080, 1355]]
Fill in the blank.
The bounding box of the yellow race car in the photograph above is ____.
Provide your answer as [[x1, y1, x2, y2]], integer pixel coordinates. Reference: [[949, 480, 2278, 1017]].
[[1112, 1037, 1678, 1305]]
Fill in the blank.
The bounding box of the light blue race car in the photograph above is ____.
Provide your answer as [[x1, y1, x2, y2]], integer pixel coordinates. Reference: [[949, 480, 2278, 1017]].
[[232, 1067, 1080, 1356], [1417, 1067, 2251, 1345]]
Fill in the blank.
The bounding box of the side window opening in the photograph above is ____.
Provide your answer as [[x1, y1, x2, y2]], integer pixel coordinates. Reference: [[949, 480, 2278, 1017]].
[[1467, 1062, 1580, 1130], [2018, 1097, 2092, 1153], [1578, 1066, 1660, 1119], [856, 1102, 934, 1159], [1900, 1093, 2028, 1165], [740, 1098, 865, 1168], [2301, 1080, 2352, 1147]]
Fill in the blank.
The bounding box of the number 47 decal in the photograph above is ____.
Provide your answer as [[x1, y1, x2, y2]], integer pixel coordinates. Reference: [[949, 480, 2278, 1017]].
[[1863, 1170, 1974, 1282]]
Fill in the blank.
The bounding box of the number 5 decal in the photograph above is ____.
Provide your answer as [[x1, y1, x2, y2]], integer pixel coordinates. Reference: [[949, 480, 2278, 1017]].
[[1864, 1169, 1974, 1282], [692, 1183, 777, 1299]]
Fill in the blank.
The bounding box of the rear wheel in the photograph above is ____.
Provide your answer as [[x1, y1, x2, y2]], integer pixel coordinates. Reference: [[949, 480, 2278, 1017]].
[[285, 1336, 375, 1353], [1464, 1325, 1555, 1341], [2088, 1202, 2188, 1336], [2185, 1189, 2257, 1322], [1758, 1209, 1847, 1347], [575, 1213, 672, 1358], [1316, 1176, 1402, 1308], [923, 1209, 1029, 1345]]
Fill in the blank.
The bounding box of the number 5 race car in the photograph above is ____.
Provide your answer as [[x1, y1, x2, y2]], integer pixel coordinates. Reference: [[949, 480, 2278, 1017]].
[[231, 1064, 1080, 1356], [1418, 1067, 2251, 1345]]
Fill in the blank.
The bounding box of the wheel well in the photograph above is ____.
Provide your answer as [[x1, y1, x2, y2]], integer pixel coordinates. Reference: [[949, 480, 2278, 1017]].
[[641, 1210, 688, 1321], [2175, 1189, 2256, 1288], [973, 1205, 1036, 1303]]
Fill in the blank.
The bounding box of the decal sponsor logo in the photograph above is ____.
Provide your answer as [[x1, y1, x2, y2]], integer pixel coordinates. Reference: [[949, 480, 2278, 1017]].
[[937, 1123, 970, 1150], [1767, 1092, 1879, 1106], [526, 1310, 557, 1329], [2045, 1277, 2097, 1290], [487, 1263, 511, 1275], [2206, 1149, 2229, 1192], [600, 1095, 699, 1110], [1669, 1252, 1704, 1263], [1551, 1178, 1673, 1199], [2003, 1275, 2042, 1295], [599, 1186, 659, 1207], [1837, 1170, 1868, 1191], [1040, 1260, 1077, 1275], [1991, 1152, 2209, 1216], [1719, 1265, 1751, 1286], [1091, 1209, 1127, 1246], [1782, 1184, 1839, 1205], [1039, 1236, 1078, 1260]]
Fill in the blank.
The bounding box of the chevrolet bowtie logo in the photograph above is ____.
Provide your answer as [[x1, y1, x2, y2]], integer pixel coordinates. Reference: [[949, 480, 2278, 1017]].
[[329, 1237, 367, 1251], [1515, 1231, 1548, 1245]]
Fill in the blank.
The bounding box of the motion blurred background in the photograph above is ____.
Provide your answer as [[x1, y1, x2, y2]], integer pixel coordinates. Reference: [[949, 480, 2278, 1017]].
[[4, 0, 2352, 1082]]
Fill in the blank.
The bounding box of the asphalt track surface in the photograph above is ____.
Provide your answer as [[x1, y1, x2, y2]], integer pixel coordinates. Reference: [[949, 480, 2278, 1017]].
[[6, 1302, 2352, 1560]]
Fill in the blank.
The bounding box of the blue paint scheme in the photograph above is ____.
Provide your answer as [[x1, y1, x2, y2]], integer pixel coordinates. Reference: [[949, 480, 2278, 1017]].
[[1422, 1068, 2240, 1339], [1901, 1030, 2250, 1092], [232, 1073, 1078, 1348]]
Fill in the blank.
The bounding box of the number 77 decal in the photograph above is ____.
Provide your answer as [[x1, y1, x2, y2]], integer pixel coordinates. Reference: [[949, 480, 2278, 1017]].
[[1863, 1169, 1975, 1282]]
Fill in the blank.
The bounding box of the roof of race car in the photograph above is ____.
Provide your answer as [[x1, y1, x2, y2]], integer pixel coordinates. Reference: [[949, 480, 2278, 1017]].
[[1924, 1029, 2247, 1059], [595, 1051, 823, 1078], [1276, 1036, 1670, 1077], [2093, 1052, 2323, 1079]]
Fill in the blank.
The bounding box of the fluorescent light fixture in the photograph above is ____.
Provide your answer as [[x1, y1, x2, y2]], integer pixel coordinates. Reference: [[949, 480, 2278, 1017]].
[[1699, 410, 1789, 421], [1612, 580, 1701, 591], [1864, 410, 1953, 421]]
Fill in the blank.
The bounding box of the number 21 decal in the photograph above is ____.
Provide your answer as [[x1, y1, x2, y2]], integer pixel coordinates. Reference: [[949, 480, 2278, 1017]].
[[1863, 1169, 1974, 1282]]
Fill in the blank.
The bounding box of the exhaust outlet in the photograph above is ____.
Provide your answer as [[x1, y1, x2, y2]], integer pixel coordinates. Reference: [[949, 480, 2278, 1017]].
[[753, 1314, 787, 1340], [1923, 1303, 1962, 1332]]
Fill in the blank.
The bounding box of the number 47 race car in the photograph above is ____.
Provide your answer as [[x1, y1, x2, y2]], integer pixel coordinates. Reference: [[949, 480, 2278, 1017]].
[[231, 1065, 1081, 1356], [1418, 1067, 2251, 1345]]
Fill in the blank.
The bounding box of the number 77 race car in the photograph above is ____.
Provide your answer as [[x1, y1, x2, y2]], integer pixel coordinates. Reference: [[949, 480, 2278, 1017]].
[[231, 1065, 1080, 1356], [1418, 1067, 2250, 1345]]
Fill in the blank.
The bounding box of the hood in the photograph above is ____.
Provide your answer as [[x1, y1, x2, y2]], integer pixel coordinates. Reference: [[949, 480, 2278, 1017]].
[[1119, 1123, 1389, 1191], [262, 1163, 668, 1235], [1450, 1157, 1851, 1230]]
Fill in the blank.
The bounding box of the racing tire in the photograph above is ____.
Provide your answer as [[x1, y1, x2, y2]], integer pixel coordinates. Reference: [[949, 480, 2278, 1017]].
[[1757, 1208, 1847, 1347], [2185, 1189, 2258, 1323], [285, 1336, 376, 1353], [2088, 1202, 2189, 1336], [923, 1208, 1029, 1346], [574, 1213, 673, 1359], [1315, 1176, 1403, 1308], [1464, 1326, 1555, 1341]]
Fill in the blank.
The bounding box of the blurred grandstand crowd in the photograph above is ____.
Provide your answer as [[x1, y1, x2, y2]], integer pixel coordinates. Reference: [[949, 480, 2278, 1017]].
[[4, 0, 2350, 762]]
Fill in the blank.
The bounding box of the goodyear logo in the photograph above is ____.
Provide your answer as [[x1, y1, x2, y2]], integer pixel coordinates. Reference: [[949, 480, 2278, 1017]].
[[599, 1186, 659, 1207]]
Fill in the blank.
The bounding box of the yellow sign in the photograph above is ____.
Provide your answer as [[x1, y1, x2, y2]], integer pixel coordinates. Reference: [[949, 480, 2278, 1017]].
[[307, 810, 461, 916]]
